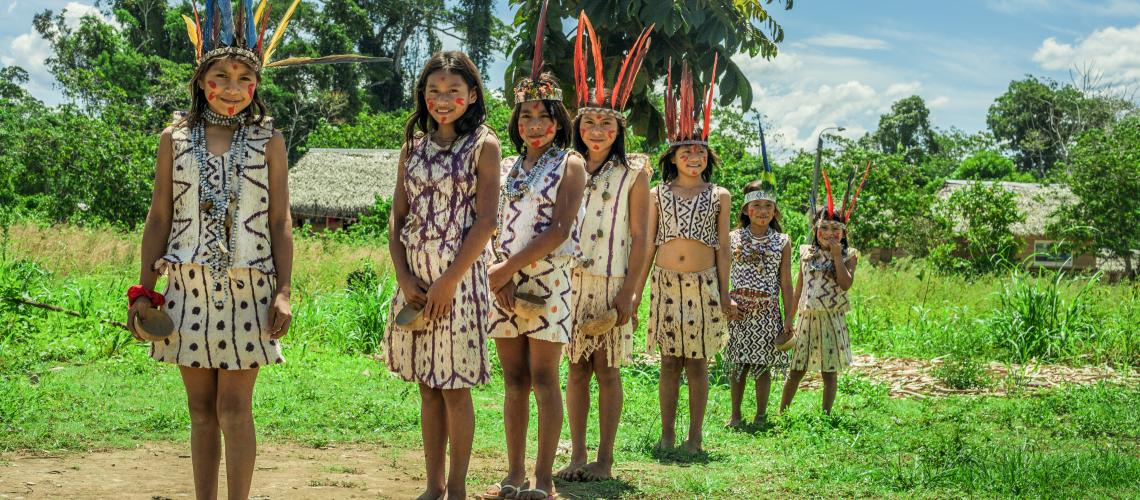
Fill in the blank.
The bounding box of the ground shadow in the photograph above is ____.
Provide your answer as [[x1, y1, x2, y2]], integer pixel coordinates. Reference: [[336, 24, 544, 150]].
[[553, 477, 640, 499]]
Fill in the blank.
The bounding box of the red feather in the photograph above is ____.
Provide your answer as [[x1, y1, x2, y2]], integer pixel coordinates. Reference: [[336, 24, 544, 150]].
[[580, 14, 604, 106], [845, 160, 873, 222], [614, 26, 652, 109], [573, 12, 586, 107], [664, 59, 676, 141], [191, 1, 203, 60], [256, 2, 270, 56], [702, 53, 718, 141], [680, 63, 694, 140], [530, 0, 550, 81], [822, 168, 835, 218]]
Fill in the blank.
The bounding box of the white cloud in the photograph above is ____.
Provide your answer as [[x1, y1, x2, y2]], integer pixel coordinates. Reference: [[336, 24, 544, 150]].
[[929, 96, 951, 108], [6, 1, 17, 15], [1033, 23, 1140, 86], [0, 2, 115, 103], [803, 33, 889, 50]]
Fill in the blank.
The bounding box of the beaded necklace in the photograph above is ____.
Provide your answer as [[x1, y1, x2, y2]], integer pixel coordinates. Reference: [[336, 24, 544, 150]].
[[191, 119, 249, 309], [202, 107, 245, 127], [501, 146, 560, 201], [585, 158, 616, 201]]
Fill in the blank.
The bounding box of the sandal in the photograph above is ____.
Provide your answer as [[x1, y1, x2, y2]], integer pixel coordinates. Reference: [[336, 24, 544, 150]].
[[517, 488, 558, 500], [480, 481, 524, 500]]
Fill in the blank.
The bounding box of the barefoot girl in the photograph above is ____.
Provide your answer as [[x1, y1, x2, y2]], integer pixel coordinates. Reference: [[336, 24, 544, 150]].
[[724, 157, 795, 427], [646, 57, 732, 454], [484, 2, 586, 499], [385, 51, 500, 500], [557, 13, 653, 483], [128, 3, 380, 498], [779, 163, 872, 415]]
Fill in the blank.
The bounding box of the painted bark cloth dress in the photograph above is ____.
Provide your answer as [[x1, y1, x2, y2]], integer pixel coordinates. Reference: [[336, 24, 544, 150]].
[[790, 244, 856, 373], [150, 119, 283, 370], [566, 154, 647, 367], [647, 183, 726, 359], [384, 126, 495, 390], [490, 148, 583, 344], [725, 227, 790, 379]]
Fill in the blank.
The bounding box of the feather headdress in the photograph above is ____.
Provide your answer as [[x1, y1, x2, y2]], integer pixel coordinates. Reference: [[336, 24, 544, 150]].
[[181, 0, 386, 73], [744, 118, 779, 204], [572, 11, 653, 121], [664, 55, 719, 147], [513, 0, 562, 103], [816, 160, 873, 228]]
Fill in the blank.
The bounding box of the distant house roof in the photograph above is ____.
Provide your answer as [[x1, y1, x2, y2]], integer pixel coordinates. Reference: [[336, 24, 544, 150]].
[[936, 180, 1075, 236], [289, 148, 400, 218]]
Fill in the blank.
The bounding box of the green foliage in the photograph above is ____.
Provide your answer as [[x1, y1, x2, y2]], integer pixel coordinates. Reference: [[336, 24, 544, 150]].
[[346, 195, 393, 242], [505, 0, 792, 145], [988, 268, 1097, 363], [953, 150, 1032, 182], [930, 181, 1024, 275], [1050, 115, 1140, 278], [873, 95, 940, 164], [932, 355, 990, 390]]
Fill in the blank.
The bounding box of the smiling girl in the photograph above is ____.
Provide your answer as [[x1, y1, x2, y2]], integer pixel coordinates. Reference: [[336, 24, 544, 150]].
[[385, 50, 500, 500]]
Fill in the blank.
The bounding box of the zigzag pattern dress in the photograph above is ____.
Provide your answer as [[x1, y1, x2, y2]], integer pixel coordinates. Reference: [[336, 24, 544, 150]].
[[384, 127, 494, 389], [725, 227, 790, 378], [490, 150, 583, 344], [150, 120, 283, 370], [790, 245, 856, 372]]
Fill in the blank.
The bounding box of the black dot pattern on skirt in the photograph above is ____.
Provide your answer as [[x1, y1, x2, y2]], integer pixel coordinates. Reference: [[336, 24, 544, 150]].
[[192, 289, 199, 298], [218, 340, 227, 349], [192, 306, 201, 315], [246, 342, 255, 352], [163, 338, 170, 345], [191, 361, 201, 367], [216, 320, 225, 330], [189, 343, 198, 351], [167, 301, 176, 309], [250, 362, 259, 368], [189, 269, 196, 279], [219, 362, 228, 369], [240, 301, 248, 309], [244, 322, 252, 331], [191, 323, 200, 331]]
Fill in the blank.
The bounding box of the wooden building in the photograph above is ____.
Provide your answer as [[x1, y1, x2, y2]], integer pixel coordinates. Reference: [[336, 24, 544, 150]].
[[289, 148, 400, 231]]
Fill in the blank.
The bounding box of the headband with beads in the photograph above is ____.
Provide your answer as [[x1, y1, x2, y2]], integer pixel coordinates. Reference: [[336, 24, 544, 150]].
[[512, 0, 563, 103], [664, 55, 719, 147]]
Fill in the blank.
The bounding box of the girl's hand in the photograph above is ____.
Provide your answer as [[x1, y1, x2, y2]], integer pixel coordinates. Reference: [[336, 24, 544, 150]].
[[488, 261, 515, 292], [493, 280, 517, 311], [424, 275, 458, 322], [267, 291, 292, 339], [396, 270, 429, 307], [613, 288, 638, 326], [127, 297, 151, 342], [723, 298, 741, 321], [783, 320, 794, 335]]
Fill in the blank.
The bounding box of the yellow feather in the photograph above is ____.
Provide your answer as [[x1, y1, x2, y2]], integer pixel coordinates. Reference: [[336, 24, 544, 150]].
[[262, 0, 301, 64], [181, 14, 200, 50], [253, 0, 267, 29]]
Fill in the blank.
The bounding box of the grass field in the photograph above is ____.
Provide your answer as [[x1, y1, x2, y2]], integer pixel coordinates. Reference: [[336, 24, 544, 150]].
[[1, 223, 1138, 498]]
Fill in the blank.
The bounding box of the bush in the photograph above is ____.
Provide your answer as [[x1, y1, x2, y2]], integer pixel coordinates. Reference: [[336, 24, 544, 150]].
[[933, 355, 990, 390], [987, 268, 1097, 363], [930, 181, 1024, 275]]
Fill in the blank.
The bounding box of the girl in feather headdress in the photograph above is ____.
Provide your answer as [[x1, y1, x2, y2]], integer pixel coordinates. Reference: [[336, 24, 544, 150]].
[[126, 2, 380, 497], [779, 162, 872, 415], [647, 55, 734, 455], [556, 12, 654, 483], [724, 123, 796, 429]]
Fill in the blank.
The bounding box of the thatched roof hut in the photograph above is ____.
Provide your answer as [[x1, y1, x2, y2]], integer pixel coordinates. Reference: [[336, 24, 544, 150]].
[[289, 148, 400, 219], [936, 180, 1074, 236]]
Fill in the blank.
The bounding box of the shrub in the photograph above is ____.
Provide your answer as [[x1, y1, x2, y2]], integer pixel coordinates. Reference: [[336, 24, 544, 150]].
[[987, 268, 1097, 362], [930, 181, 1024, 275]]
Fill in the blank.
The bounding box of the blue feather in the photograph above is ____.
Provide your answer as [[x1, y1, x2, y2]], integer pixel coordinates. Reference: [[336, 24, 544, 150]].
[[758, 117, 772, 174], [203, 0, 216, 51], [243, 0, 256, 48], [219, 0, 234, 46]]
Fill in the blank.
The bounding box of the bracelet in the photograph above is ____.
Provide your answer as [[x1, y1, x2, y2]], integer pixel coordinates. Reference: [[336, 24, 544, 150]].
[[127, 285, 166, 308]]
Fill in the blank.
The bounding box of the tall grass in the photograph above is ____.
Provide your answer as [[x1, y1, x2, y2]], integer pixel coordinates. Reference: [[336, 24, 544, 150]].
[[988, 268, 1097, 363]]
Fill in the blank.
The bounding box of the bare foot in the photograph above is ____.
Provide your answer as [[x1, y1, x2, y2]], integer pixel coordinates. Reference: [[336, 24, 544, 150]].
[[725, 417, 743, 429], [680, 439, 703, 454], [654, 431, 676, 452], [577, 460, 613, 481], [416, 488, 445, 500], [752, 413, 768, 427], [555, 460, 586, 481]]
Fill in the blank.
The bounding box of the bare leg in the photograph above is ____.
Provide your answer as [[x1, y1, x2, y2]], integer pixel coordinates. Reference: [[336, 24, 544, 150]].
[[491, 337, 530, 493], [578, 348, 621, 481], [754, 369, 773, 423], [727, 365, 749, 428], [523, 338, 564, 500], [417, 385, 447, 500], [681, 359, 709, 454], [441, 388, 475, 499], [557, 359, 592, 480], [656, 355, 684, 451], [215, 368, 259, 500], [179, 367, 220, 500], [780, 369, 806, 413], [821, 371, 838, 415]]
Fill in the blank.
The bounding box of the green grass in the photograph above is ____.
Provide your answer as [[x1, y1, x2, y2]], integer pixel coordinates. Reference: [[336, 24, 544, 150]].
[[1, 224, 1138, 498]]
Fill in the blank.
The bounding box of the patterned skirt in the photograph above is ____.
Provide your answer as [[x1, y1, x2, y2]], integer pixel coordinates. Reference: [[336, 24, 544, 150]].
[[647, 266, 725, 359], [489, 256, 573, 344], [150, 263, 284, 370], [789, 309, 852, 372], [566, 270, 634, 367], [725, 290, 788, 379], [385, 247, 492, 390]]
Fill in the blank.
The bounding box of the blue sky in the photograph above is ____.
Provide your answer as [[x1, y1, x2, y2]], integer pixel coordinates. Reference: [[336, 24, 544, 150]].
[[4, 1, 1139, 152]]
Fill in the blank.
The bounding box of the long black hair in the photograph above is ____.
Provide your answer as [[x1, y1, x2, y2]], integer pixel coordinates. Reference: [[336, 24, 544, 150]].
[[739, 180, 783, 233], [508, 73, 572, 154], [181, 56, 268, 128], [572, 91, 628, 168], [404, 51, 488, 144], [657, 139, 719, 183]]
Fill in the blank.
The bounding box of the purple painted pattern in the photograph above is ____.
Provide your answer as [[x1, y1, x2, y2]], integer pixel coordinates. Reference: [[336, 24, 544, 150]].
[[495, 150, 582, 262], [385, 126, 494, 389]]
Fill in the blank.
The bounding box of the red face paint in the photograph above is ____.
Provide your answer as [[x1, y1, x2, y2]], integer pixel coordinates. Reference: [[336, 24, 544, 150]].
[[439, 116, 447, 123], [247, 84, 255, 97], [531, 140, 541, 147], [227, 106, 236, 116], [207, 92, 216, 101], [207, 80, 217, 89], [606, 130, 615, 139], [593, 145, 601, 150], [544, 125, 554, 137], [426, 98, 435, 108], [231, 63, 239, 71], [455, 97, 466, 106]]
